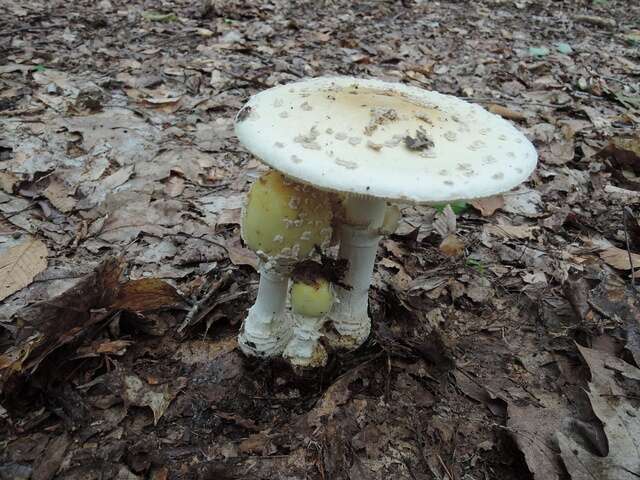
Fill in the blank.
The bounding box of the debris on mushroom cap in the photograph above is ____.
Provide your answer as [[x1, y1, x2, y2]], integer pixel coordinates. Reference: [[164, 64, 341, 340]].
[[364, 107, 399, 136], [241, 170, 333, 258], [404, 126, 434, 151], [235, 77, 538, 204]]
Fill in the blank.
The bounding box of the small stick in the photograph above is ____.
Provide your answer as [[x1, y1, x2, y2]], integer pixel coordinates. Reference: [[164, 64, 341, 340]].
[[622, 207, 637, 291], [178, 271, 232, 333]]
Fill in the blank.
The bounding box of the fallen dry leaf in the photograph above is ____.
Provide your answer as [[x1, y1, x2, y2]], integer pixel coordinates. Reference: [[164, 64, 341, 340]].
[[598, 134, 640, 190], [122, 373, 187, 425], [3, 258, 124, 383], [599, 246, 640, 276], [439, 234, 465, 257], [470, 195, 505, 216], [239, 433, 270, 455], [508, 401, 565, 480], [32, 432, 71, 480], [76, 339, 133, 357], [484, 223, 538, 240], [226, 238, 258, 269], [501, 186, 543, 218], [0, 237, 48, 301], [173, 338, 238, 364], [557, 345, 640, 480], [487, 104, 527, 122], [110, 278, 185, 312], [164, 173, 185, 197], [0, 334, 40, 387], [433, 204, 457, 237], [42, 177, 76, 212]]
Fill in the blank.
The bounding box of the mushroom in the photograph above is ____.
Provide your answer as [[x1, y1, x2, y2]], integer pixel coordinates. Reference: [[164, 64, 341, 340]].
[[239, 170, 333, 357], [283, 261, 334, 367], [235, 76, 537, 351]]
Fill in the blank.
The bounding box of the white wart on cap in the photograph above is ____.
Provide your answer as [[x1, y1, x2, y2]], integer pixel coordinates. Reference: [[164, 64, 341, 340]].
[[235, 77, 537, 203]]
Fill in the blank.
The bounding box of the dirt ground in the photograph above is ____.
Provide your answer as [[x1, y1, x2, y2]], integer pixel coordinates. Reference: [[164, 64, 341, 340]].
[[1, 1, 640, 479]]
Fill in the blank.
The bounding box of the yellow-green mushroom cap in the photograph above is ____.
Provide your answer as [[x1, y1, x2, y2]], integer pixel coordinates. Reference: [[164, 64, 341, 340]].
[[242, 170, 333, 259], [290, 277, 334, 318]]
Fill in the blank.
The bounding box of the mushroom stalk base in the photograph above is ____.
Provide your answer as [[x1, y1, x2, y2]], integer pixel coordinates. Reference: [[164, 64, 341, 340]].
[[283, 315, 327, 367], [329, 197, 386, 347], [238, 265, 292, 357]]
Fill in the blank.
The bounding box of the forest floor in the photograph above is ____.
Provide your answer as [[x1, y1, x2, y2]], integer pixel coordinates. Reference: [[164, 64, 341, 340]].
[[1, 1, 640, 479]]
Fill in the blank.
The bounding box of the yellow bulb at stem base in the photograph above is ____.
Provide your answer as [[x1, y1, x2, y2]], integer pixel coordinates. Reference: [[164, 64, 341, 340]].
[[290, 278, 334, 318]]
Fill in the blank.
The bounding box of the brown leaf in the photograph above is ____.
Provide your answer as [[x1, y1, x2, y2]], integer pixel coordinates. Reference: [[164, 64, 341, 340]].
[[163, 173, 185, 197], [122, 373, 187, 425], [42, 177, 76, 212], [110, 278, 185, 312], [226, 239, 258, 269], [599, 246, 640, 276], [239, 433, 269, 454], [174, 338, 238, 364], [0, 237, 48, 301], [439, 234, 465, 257], [149, 467, 169, 480], [32, 433, 71, 480], [508, 402, 565, 480], [487, 104, 527, 121], [484, 223, 537, 240], [563, 276, 591, 321], [598, 135, 640, 190], [1, 258, 123, 387], [453, 370, 506, 416], [0, 334, 40, 379], [558, 346, 640, 480], [75, 339, 133, 357], [433, 204, 457, 237], [470, 195, 505, 216]]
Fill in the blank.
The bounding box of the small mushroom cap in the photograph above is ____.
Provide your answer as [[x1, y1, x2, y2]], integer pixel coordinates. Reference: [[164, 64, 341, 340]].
[[242, 171, 333, 258], [290, 277, 334, 318], [235, 77, 537, 203]]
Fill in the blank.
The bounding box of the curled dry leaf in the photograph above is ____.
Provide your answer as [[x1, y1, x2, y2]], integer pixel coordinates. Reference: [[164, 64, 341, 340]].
[[122, 373, 187, 425], [557, 345, 640, 480], [433, 204, 457, 237], [470, 195, 505, 217], [225, 237, 258, 269], [0, 237, 48, 301]]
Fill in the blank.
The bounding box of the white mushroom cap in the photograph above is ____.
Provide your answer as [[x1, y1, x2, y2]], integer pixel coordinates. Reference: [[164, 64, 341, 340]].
[[235, 77, 537, 203]]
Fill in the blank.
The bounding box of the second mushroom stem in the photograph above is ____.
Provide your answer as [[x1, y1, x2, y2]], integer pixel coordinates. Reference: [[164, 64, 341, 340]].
[[238, 262, 292, 357], [330, 196, 386, 345]]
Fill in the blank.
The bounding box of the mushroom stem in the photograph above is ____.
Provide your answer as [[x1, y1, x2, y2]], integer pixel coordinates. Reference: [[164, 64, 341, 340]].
[[238, 263, 292, 357], [284, 316, 326, 366], [330, 196, 386, 345], [284, 270, 334, 367]]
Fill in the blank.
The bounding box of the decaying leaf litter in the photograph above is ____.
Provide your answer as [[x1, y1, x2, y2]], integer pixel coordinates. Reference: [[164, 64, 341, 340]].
[[1, 0, 639, 478]]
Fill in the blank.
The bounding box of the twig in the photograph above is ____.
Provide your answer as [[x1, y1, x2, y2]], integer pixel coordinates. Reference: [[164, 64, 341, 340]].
[[623, 206, 637, 291], [437, 454, 455, 480], [178, 271, 233, 333], [0, 25, 65, 36]]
